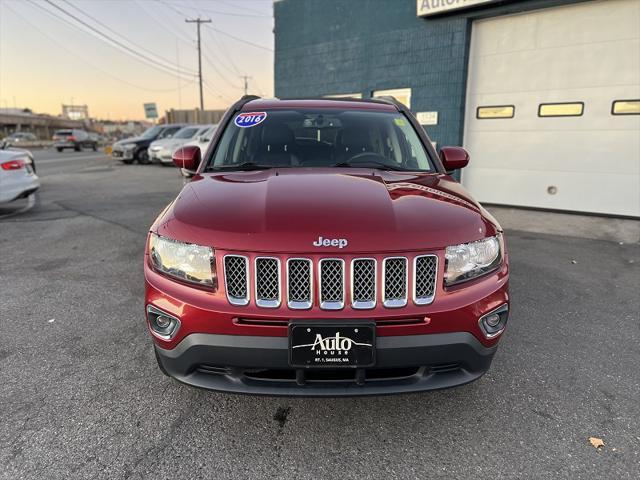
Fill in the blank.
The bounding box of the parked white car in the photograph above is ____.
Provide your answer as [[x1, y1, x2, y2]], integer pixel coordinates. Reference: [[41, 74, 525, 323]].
[[174, 125, 218, 162], [0, 146, 40, 204], [148, 125, 212, 164]]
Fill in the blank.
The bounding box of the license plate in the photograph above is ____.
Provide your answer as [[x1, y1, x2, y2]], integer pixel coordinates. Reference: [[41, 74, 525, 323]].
[[289, 322, 375, 368]]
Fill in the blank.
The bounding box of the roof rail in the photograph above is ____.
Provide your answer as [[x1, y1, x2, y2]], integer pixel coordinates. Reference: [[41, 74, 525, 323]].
[[369, 95, 407, 111], [233, 95, 261, 110]]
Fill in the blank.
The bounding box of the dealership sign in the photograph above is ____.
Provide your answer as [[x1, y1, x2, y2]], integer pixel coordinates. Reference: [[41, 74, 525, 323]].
[[417, 0, 496, 17]]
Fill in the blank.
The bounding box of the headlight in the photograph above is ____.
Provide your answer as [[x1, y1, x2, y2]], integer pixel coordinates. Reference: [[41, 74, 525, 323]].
[[445, 236, 502, 286], [149, 233, 216, 287]]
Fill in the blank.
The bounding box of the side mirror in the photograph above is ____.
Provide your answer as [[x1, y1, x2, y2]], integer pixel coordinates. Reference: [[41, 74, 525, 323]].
[[439, 146, 469, 171], [172, 145, 201, 172]]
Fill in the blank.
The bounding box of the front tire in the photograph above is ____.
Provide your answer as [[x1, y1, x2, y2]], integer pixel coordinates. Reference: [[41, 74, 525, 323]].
[[74, 144, 81, 152], [92, 143, 97, 152], [56, 147, 63, 152], [136, 148, 150, 165]]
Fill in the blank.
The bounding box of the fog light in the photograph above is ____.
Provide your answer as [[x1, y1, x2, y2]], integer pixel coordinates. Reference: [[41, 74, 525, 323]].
[[478, 304, 509, 339], [147, 305, 181, 340], [155, 315, 172, 329], [485, 313, 501, 327]]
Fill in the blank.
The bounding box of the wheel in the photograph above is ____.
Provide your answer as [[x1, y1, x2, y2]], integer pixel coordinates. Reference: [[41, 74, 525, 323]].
[[92, 143, 97, 152], [74, 144, 81, 152], [56, 147, 63, 152], [136, 148, 150, 165]]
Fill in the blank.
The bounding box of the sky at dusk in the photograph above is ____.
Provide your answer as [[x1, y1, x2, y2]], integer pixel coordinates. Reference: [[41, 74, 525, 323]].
[[0, 0, 274, 120]]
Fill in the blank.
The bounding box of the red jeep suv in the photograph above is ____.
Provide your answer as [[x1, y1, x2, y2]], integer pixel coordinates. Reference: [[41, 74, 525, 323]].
[[144, 96, 509, 396]]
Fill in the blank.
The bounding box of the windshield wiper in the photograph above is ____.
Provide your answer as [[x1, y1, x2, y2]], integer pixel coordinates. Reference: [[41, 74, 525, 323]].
[[208, 162, 274, 172], [332, 161, 411, 172]]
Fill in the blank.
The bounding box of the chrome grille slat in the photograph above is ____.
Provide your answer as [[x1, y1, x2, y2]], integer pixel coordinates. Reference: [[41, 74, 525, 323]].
[[255, 257, 280, 308], [287, 259, 312, 309], [383, 257, 408, 308], [319, 259, 344, 310], [414, 255, 438, 305], [352, 259, 376, 309], [224, 255, 249, 305]]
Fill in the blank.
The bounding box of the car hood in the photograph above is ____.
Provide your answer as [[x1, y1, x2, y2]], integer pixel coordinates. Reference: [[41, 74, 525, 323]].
[[150, 138, 187, 149], [152, 169, 501, 253], [114, 136, 149, 146]]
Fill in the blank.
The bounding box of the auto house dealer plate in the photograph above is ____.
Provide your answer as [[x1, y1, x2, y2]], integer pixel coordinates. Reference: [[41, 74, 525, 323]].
[[289, 322, 375, 368]]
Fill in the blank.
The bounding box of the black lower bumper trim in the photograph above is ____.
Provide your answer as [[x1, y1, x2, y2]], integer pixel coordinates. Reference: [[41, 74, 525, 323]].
[[155, 332, 497, 397]]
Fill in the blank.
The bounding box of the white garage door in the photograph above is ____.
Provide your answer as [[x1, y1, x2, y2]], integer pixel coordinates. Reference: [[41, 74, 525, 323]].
[[462, 0, 640, 217]]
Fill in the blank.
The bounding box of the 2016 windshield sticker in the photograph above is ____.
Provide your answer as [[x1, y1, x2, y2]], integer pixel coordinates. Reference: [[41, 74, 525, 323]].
[[234, 112, 267, 128]]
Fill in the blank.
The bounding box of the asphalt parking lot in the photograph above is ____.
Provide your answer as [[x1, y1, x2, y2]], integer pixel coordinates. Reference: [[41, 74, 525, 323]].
[[1, 150, 638, 479]]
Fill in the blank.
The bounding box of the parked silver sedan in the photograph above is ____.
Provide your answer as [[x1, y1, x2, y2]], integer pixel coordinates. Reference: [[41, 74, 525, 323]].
[[148, 125, 212, 165], [0, 146, 40, 204]]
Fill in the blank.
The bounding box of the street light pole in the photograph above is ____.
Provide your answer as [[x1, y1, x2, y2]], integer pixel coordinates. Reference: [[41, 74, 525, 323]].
[[185, 17, 211, 111]]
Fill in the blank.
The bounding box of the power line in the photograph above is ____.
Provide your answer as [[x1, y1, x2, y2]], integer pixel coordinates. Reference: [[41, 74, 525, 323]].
[[5, 2, 195, 94], [60, 0, 198, 76], [175, 3, 272, 18], [203, 25, 242, 76], [157, 0, 273, 52], [37, 0, 196, 81], [208, 25, 274, 52]]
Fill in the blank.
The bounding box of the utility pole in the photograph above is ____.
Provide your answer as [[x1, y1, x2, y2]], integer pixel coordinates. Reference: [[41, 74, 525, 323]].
[[185, 17, 211, 111], [239, 75, 252, 95]]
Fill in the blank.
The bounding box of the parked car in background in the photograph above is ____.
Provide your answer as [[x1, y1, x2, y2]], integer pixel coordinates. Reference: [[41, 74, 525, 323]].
[[149, 124, 213, 165], [2, 132, 37, 146], [0, 145, 40, 204], [52, 129, 97, 152], [174, 125, 218, 162], [111, 124, 185, 164]]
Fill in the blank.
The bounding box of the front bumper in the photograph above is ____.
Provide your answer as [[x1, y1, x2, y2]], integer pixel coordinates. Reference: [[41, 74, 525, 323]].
[[112, 147, 135, 160], [155, 331, 498, 396]]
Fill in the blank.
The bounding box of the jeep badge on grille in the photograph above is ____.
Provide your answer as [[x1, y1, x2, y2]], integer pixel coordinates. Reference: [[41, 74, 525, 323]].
[[313, 236, 348, 249]]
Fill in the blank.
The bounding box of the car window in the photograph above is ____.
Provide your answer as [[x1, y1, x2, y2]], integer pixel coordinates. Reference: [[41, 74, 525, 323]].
[[173, 127, 200, 139], [207, 109, 433, 171], [55, 130, 72, 136], [159, 126, 181, 139], [141, 126, 163, 138]]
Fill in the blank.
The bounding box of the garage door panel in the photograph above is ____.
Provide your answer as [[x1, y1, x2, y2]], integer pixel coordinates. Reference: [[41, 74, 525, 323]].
[[466, 130, 640, 175], [472, 40, 639, 94], [465, 168, 640, 217], [463, 0, 640, 216]]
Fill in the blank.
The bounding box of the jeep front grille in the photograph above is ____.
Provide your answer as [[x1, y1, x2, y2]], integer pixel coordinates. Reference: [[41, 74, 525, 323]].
[[224, 255, 249, 305], [287, 259, 312, 309], [255, 257, 280, 308], [383, 257, 408, 308], [414, 255, 438, 305], [222, 253, 438, 310], [319, 259, 345, 310], [352, 259, 376, 309]]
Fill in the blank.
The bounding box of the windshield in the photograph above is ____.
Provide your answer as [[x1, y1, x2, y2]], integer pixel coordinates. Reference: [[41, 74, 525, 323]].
[[207, 109, 434, 171], [173, 126, 200, 139], [141, 126, 163, 138]]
